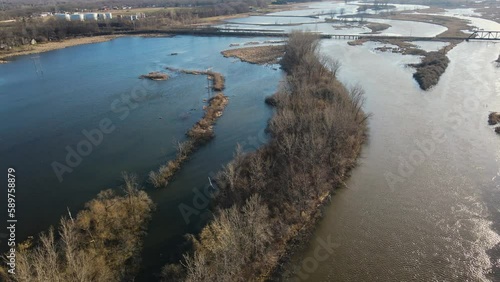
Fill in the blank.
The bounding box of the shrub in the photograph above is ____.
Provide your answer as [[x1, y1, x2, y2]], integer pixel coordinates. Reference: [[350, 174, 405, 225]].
[[9, 173, 154, 282]]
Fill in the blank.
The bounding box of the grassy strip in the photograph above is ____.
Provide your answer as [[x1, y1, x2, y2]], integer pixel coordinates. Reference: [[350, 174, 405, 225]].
[[1, 174, 154, 282], [163, 31, 368, 281], [149, 91, 228, 188], [221, 45, 285, 65], [0, 35, 120, 62], [166, 67, 225, 91]]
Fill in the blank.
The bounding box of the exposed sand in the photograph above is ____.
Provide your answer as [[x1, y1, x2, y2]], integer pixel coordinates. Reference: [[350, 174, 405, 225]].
[[0, 35, 120, 63]]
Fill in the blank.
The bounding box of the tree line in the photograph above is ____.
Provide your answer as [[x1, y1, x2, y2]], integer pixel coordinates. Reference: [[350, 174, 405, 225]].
[[0, 0, 266, 51], [1, 173, 155, 282]]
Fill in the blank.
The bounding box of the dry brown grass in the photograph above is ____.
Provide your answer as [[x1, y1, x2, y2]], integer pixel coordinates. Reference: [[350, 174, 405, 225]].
[[167, 68, 225, 91], [139, 72, 169, 81], [411, 51, 450, 90], [149, 82, 228, 188], [489, 112, 500, 125], [221, 45, 285, 65], [207, 71, 225, 91]]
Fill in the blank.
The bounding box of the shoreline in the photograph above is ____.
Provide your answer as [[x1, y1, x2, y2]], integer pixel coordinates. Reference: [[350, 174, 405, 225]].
[[0, 2, 309, 64], [0, 35, 121, 63]]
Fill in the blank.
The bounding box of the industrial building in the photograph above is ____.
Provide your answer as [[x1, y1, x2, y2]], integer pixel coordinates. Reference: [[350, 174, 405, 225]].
[[55, 12, 113, 21]]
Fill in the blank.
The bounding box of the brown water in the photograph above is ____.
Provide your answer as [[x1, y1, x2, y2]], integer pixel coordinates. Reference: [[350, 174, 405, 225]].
[[288, 40, 500, 281]]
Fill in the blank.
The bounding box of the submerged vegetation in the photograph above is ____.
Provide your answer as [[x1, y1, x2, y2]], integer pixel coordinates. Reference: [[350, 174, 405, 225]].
[[2, 173, 154, 282], [149, 70, 228, 188], [162, 31, 368, 281]]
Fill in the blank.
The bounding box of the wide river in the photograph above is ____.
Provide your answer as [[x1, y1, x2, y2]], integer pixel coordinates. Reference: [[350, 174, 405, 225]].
[[1, 1, 500, 281]]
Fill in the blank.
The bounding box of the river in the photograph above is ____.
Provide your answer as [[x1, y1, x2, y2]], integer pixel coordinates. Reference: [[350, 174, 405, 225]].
[[1, 1, 500, 281]]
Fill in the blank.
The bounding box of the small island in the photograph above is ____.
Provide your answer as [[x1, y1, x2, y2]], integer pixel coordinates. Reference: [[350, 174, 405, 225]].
[[139, 72, 169, 81], [221, 45, 285, 65]]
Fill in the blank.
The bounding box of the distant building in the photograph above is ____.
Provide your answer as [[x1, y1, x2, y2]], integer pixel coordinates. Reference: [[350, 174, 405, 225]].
[[55, 13, 70, 21], [84, 13, 98, 21], [70, 14, 84, 21]]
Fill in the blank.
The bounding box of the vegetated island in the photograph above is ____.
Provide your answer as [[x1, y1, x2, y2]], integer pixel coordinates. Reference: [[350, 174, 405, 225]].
[[489, 112, 500, 135], [140, 71, 169, 81], [0, 173, 154, 281], [161, 31, 368, 281], [221, 45, 285, 64], [346, 9, 472, 90], [149, 69, 227, 188], [363, 22, 391, 34]]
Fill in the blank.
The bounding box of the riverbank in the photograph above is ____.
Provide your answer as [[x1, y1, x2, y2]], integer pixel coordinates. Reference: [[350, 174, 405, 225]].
[[0, 35, 121, 63], [166, 31, 368, 281], [362, 11, 472, 38]]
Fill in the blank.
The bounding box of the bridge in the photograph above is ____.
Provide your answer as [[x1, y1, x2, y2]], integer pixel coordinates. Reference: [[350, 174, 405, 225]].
[[466, 30, 500, 41], [116, 28, 500, 42]]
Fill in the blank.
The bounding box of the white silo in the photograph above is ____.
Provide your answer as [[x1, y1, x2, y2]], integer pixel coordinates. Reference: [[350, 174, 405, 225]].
[[84, 13, 98, 21], [55, 13, 70, 21], [70, 14, 84, 21]]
